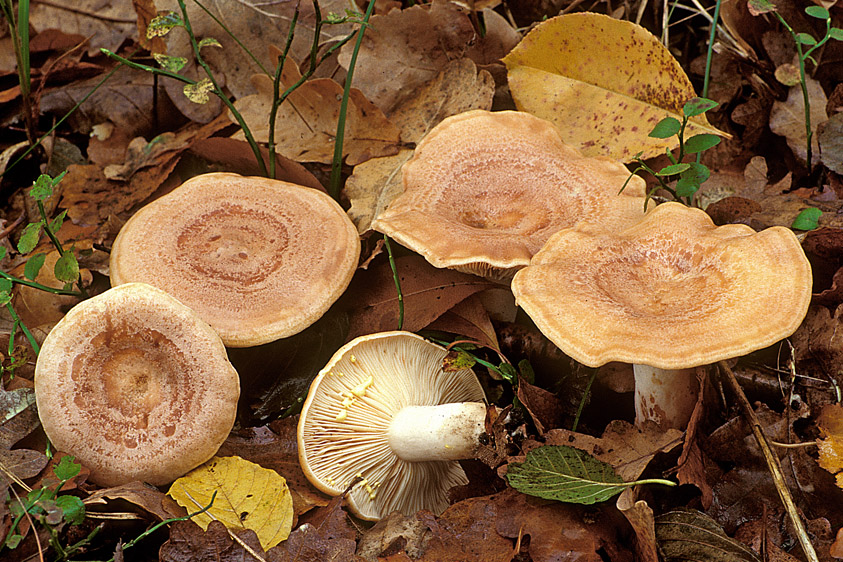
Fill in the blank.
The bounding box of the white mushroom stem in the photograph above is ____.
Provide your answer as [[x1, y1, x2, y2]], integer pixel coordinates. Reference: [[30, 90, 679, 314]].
[[633, 365, 699, 430], [387, 402, 487, 462]]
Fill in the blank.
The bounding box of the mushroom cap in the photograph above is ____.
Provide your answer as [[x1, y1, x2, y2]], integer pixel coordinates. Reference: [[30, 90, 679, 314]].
[[511, 202, 813, 369], [371, 110, 647, 279], [110, 172, 360, 347], [35, 283, 240, 487], [297, 331, 486, 521]]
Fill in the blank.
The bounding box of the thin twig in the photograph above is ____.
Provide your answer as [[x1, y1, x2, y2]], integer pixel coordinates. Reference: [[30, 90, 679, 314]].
[[718, 361, 819, 562]]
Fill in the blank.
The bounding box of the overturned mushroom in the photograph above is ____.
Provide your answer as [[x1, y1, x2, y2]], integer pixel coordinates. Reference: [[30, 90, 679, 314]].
[[110, 172, 360, 347], [372, 110, 646, 279], [35, 283, 240, 486], [297, 331, 487, 521], [511, 202, 812, 429]]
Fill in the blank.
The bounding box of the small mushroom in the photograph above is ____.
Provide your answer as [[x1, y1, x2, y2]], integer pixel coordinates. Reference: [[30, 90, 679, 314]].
[[297, 331, 487, 521], [372, 109, 646, 279], [511, 202, 812, 429], [110, 172, 360, 347], [35, 283, 240, 486]]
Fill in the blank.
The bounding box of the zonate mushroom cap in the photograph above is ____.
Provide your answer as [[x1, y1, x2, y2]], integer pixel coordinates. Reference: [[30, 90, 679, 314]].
[[110, 172, 360, 347], [371, 110, 647, 279], [511, 202, 813, 370], [35, 283, 240, 487], [297, 331, 486, 521]]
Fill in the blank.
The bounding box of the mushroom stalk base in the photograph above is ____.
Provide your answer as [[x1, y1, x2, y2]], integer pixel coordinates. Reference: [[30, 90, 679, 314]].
[[387, 402, 487, 462], [633, 365, 699, 430]]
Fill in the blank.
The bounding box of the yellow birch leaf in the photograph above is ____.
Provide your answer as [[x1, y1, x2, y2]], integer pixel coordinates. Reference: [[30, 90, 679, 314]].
[[167, 456, 294, 549], [502, 12, 727, 162], [817, 403, 843, 489]]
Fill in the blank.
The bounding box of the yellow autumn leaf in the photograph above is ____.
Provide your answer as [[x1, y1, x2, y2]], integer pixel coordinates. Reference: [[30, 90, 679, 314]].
[[817, 403, 843, 489], [502, 12, 727, 162], [168, 456, 294, 549]]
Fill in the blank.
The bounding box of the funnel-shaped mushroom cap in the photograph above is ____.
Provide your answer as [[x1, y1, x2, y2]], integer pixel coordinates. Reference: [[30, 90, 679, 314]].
[[372, 110, 647, 279], [35, 283, 240, 486], [110, 173, 360, 347], [512, 202, 812, 369], [297, 331, 486, 521]]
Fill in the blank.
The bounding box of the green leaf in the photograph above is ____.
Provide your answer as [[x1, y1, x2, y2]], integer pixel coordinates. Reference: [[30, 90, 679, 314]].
[[497, 362, 518, 384], [198, 37, 222, 49], [54, 251, 79, 284], [0, 278, 12, 294], [147, 12, 183, 38], [805, 6, 829, 19], [0, 291, 11, 307], [506, 445, 628, 504], [24, 253, 46, 281], [649, 117, 681, 139], [681, 161, 711, 183], [152, 53, 188, 73], [682, 97, 718, 117], [684, 133, 721, 153], [54, 455, 81, 480], [829, 28, 843, 41], [747, 0, 776, 15], [17, 222, 43, 254], [675, 178, 700, 198], [5, 533, 23, 549], [0, 246, 5, 260], [796, 32, 817, 46], [184, 78, 214, 104], [55, 495, 85, 525], [656, 163, 691, 176], [29, 174, 54, 201], [791, 207, 822, 230], [48, 209, 68, 234]]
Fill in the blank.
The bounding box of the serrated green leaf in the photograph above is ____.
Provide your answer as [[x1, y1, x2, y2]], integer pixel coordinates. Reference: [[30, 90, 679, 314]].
[[198, 37, 222, 49], [29, 174, 54, 201], [54, 455, 81, 480], [55, 495, 85, 525], [748, 0, 776, 15], [48, 209, 68, 233], [796, 32, 817, 45], [682, 97, 718, 117], [805, 6, 829, 19], [830, 28, 843, 41], [24, 253, 46, 281], [152, 53, 187, 73], [506, 445, 628, 504], [649, 117, 681, 139], [17, 222, 43, 254], [184, 78, 214, 104], [791, 207, 822, 230], [54, 251, 79, 283], [684, 133, 721, 153], [147, 12, 183, 38], [656, 163, 691, 176]]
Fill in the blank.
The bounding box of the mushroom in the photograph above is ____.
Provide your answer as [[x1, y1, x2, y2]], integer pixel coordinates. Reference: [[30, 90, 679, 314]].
[[34, 283, 240, 486], [371, 109, 647, 279], [110, 172, 360, 347], [511, 202, 812, 429], [297, 331, 487, 521]]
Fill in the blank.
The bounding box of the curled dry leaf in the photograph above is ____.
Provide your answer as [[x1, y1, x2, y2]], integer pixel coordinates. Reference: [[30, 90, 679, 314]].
[[503, 12, 727, 161], [232, 72, 400, 166]]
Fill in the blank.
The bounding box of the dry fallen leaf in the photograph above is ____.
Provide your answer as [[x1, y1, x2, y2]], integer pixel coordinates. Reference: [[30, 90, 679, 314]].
[[817, 403, 843, 488], [159, 519, 267, 562], [29, 0, 137, 56], [503, 12, 726, 161], [769, 75, 828, 165], [168, 456, 294, 549]]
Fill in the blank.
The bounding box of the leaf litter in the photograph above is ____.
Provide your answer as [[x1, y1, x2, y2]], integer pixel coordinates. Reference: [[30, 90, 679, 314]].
[[0, 0, 842, 560]]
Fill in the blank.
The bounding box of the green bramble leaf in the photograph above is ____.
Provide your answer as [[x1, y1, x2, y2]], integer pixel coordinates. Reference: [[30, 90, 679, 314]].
[[54, 251, 79, 284], [683, 97, 718, 117], [152, 53, 187, 73], [147, 12, 183, 38], [29, 174, 54, 201], [55, 495, 85, 525], [676, 162, 711, 197], [506, 445, 628, 504], [198, 37, 222, 49], [684, 133, 721, 153], [24, 253, 46, 281], [54, 455, 81, 481], [184, 78, 214, 104], [656, 163, 691, 176], [649, 117, 681, 139], [747, 0, 776, 15], [17, 222, 43, 255], [796, 33, 817, 46], [0, 278, 12, 294], [48, 209, 68, 234], [791, 208, 822, 230], [805, 6, 829, 19], [830, 28, 843, 41]]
